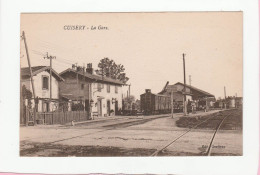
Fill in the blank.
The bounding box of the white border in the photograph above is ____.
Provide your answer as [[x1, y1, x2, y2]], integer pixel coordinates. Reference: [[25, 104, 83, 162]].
[[0, 0, 259, 174]]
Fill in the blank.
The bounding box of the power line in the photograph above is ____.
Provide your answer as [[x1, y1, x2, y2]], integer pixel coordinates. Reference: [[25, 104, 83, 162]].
[[26, 34, 85, 55], [20, 35, 89, 68]]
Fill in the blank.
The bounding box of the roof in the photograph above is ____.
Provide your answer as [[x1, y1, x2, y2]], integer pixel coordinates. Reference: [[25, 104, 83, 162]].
[[59, 68, 125, 85], [175, 82, 214, 97], [159, 81, 214, 97], [21, 66, 64, 81]]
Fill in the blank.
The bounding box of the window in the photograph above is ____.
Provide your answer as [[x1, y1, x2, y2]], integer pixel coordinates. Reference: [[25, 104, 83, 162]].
[[42, 102, 49, 112], [42, 76, 49, 90], [107, 84, 110, 93], [81, 84, 84, 90], [115, 85, 118, 94], [97, 83, 102, 92]]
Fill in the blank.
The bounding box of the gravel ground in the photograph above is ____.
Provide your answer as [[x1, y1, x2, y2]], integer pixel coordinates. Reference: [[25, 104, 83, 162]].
[[20, 109, 242, 157]]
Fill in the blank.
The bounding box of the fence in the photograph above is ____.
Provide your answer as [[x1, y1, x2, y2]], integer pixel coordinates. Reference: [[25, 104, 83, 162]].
[[36, 111, 89, 125]]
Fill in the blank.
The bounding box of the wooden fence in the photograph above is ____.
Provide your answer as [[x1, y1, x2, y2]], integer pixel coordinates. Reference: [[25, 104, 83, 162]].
[[36, 111, 89, 125]]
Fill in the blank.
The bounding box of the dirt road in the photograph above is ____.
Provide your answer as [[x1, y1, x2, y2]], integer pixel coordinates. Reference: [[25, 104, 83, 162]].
[[20, 109, 242, 156]]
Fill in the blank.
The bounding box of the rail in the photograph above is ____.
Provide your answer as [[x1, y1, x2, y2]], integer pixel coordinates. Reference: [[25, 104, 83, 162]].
[[150, 110, 234, 156]]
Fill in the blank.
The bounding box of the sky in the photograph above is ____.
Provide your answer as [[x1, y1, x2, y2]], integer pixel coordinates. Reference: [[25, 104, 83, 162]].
[[20, 12, 243, 99]]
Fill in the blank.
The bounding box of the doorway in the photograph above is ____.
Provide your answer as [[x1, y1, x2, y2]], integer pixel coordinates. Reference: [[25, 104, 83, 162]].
[[97, 100, 102, 116], [115, 100, 119, 115], [107, 100, 110, 116], [85, 100, 90, 112]]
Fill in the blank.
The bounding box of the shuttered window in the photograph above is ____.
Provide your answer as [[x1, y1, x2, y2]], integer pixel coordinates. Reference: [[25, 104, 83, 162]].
[[97, 83, 102, 92], [42, 76, 49, 90], [107, 84, 110, 93]]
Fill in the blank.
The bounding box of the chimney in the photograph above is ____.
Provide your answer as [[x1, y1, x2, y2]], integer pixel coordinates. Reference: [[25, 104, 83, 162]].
[[145, 89, 151, 93], [86, 63, 93, 74], [72, 64, 76, 70]]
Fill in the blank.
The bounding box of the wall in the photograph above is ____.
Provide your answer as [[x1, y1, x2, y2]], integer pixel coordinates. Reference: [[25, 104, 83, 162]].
[[21, 71, 59, 99], [21, 70, 60, 112], [59, 77, 90, 100], [91, 82, 123, 117]]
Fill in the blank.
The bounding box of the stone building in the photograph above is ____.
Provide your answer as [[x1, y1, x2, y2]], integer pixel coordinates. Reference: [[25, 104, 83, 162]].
[[59, 64, 125, 117], [21, 66, 64, 112]]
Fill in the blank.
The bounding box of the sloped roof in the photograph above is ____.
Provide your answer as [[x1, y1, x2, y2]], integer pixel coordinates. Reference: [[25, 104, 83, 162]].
[[174, 82, 214, 97], [21, 66, 45, 75], [21, 66, 64, 81], [159, 81, 214, 97], [59, 68, 125, 85]]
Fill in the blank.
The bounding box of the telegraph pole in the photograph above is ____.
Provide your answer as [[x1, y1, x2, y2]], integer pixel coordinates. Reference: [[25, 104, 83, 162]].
[[183, 53, 187, 115], [83, 63, 86, 112], [22, 31, 37, 125], [189, 75, 192, 86], [44, 52, 56, 109], [128, 83, 131, 97], [224, 86, 226, 99], [22, 31, 36, 101], [171, 89, 174, 118], [224, 86, 227, 109]]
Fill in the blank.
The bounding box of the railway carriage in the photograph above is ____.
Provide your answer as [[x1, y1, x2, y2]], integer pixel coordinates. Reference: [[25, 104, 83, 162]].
[[140, 89, 171, 115]]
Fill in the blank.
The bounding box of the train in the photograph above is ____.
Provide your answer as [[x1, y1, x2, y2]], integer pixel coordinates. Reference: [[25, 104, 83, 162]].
[[140, 89, 217, 115], [140, 89, 172, 115]]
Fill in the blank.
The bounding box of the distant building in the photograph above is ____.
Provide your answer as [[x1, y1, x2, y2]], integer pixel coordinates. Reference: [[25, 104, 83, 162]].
[[21, 66, 64, 112], [227, 96, 243, 108], [59, 64, 125, 117], [159, 82, 215, 110], [235, 97, 243, 107]]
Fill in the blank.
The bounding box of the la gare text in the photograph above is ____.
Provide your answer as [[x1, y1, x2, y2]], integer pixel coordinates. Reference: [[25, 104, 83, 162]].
[[63, 25, 109, 30]]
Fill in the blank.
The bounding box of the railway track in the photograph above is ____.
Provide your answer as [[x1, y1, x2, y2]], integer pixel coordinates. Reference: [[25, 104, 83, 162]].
[[151, 109, 238, 156], [28, 114, 171, 145], [21, 109, 241, 156]]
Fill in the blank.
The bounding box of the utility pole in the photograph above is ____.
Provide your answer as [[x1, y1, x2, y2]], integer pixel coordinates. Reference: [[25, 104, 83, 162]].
[[83, 63, 85, 112], [224, 86, 226, 99], [22, 31, 37, 125], [77, 67, 79, 104], [89, 83, 92, 119], [183, 53, 187, 115], [171, 90, 174, 118], [224, 86, 227, 109], [128, 84, 131, 97], [189, 75, 192, 86], [44, 52, 56, 110]]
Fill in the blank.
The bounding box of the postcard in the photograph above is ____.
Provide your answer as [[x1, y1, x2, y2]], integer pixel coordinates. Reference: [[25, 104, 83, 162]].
[[19, 12, 243, 157]]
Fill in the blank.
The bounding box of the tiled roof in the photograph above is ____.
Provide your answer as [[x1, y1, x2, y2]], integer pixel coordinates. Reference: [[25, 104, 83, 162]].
[[159, 81, 214, 97], [59, 68, 125, 85], [174, 82, 214, 97], [21, 66, 64, 81], [21, 66, 46, 76]]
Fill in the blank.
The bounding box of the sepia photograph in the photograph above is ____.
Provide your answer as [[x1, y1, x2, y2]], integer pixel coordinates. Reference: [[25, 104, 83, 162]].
[[20, 12, 243, 157]]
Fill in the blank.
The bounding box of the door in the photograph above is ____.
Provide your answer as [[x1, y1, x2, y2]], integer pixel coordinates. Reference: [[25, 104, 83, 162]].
[[97, 100, 102, 116], [85, 100, 90, 112], [115, 100, 119, 115], [107, 100, 110, 116], [42, 102, 49, 112]]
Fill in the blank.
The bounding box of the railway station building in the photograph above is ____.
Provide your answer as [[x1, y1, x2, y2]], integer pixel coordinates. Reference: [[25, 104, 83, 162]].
[[59, 64, 125, 117], [21, 66, 64, 112], [159, 82, 215, 111]]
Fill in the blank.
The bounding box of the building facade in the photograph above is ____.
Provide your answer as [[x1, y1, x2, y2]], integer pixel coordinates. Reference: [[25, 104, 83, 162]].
[[59, 65, 125, 117], [159, 82, 215, 111], [21, 66, 64, 112]]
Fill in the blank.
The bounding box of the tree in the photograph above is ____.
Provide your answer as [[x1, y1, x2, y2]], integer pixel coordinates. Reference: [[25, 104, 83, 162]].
[[96, 57, 129, 83], [123, 95, 135, 110], [22, 85, 32, 108]]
